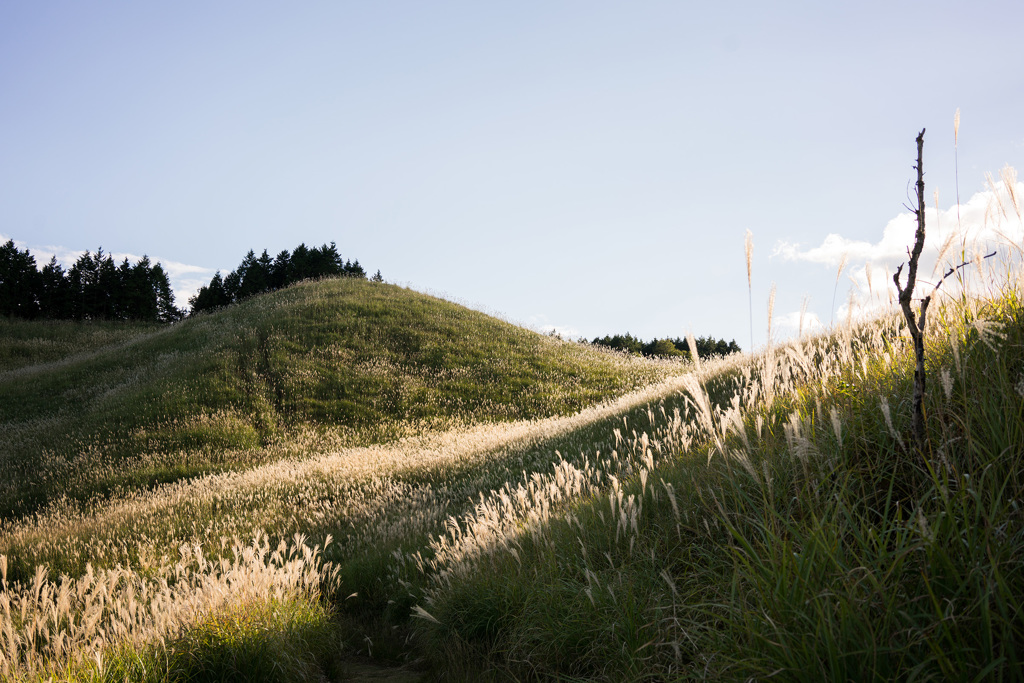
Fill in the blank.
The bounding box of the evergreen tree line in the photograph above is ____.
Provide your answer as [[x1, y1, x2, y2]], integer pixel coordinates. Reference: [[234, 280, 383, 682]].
[[0, 240, 182, 322], [188, 242, 379, 314], [590, 332, 740, 359]]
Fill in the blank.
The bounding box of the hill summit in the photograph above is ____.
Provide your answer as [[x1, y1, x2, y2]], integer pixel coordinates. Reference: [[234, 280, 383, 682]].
[[0, 277, 672, 517]]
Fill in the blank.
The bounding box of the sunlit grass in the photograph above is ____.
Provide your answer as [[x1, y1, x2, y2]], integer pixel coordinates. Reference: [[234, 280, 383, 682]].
[[400, 263, 1024, 680], [90, 595, 338, 683], [2, 190, 1023, 680], [0, 533, 339, 681]]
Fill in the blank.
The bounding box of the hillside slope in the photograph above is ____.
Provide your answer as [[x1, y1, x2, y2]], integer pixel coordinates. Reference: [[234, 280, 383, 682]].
[[2, 272, 1021, 682], [398, 293, 1024, 680], [0, 277, 671, 518]]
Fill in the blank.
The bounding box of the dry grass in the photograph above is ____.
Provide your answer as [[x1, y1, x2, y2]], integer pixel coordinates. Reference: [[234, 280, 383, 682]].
[[0, 534, 338, 681]]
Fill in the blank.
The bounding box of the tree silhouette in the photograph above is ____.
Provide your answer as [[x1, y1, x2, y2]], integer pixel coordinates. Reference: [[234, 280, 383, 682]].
[[39, 256, 72, 319], [1, 243, 182, 322], [0, 240, 41, 318]]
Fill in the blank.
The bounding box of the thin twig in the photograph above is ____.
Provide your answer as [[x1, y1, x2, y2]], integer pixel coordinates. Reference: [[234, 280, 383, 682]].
[[931, 251, 997, 295]]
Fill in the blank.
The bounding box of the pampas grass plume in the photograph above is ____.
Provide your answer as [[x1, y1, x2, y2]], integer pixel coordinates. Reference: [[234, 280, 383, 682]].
[[686, 332, 700, 370], [1001, 165, 1021, 222], [745, 230, 753, 288], [745, 230, 754, 351]]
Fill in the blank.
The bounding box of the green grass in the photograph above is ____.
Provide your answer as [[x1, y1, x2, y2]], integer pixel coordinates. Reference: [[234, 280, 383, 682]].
[[0, 277, 669, 519], [73, 596, 339, 683], [0, 318, 162, 373], [4, 259, 1023, 681], [397, 293, 1024, 680]]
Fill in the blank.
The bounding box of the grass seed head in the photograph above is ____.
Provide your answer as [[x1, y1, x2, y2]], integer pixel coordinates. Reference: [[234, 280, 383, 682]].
[[745, 230, 753, 288]]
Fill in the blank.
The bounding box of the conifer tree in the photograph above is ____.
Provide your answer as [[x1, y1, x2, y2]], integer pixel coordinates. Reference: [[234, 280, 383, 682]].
[[270, 250, 291, 290], [0, 240, 41, 318], [344, 258, 366, 278], [39, 256, 71, 319], [153, 264, 182, 322]]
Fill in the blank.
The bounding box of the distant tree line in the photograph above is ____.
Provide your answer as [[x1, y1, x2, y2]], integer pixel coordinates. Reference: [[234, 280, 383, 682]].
[[591, 333, 740, 359], [188, 242, 379, 314], [0, 240, 182, 322]]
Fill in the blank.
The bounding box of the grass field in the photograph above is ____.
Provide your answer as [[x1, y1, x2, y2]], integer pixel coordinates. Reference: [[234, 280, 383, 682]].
[[2, 225, 1023, 680], [0, 278, 668, 522]]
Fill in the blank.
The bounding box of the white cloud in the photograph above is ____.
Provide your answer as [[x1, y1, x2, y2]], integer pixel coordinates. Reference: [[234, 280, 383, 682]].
[[774, 309, 822, 335], [527, 314, 581, 340], [150, 260, 217, 305], [773, 176, 1024, 319], [773, 178, 1024, 270]]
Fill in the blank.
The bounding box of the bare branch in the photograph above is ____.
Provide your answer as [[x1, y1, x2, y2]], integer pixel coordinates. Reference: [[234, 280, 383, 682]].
[[893, 129, 928, 451], [932, 251, 998, 294]]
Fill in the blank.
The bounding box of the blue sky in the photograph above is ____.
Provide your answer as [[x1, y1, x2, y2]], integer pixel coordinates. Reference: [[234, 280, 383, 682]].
[[2, 1, 1022, 348]]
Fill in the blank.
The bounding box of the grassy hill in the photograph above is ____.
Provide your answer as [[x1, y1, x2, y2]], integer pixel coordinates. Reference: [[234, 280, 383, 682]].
[[0, 277, 670, 519], [2, 258, 1022, 681]]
